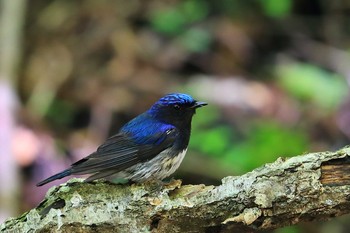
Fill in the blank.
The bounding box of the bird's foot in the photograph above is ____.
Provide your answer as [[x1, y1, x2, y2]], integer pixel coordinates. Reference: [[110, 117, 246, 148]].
[[163, 178, 182, 190]]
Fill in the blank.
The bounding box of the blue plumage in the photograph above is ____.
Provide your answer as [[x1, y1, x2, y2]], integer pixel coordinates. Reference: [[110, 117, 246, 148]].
[[36, 93, 207, 186], [149, 93, 195, 110], [120, 114, 175, 145]]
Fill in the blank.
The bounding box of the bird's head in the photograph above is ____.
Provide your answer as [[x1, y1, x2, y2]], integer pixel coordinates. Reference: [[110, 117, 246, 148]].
[[148, 93, 207, 127]]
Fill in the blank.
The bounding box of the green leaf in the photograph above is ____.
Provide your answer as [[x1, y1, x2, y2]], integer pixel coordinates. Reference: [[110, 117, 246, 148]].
[[191, 126, 232, 156], [149, 0, 209, 36], [181, 0, 209, 22], [46, 100, 75, 128], [277, 62, 348, 111], [274, 225, 302, 233], [149, 8, 187, 35], [260, 0, 292, 18], [223, 121, 308, 173], [178, 28, 212, 52], [190, 105, 234, 156]]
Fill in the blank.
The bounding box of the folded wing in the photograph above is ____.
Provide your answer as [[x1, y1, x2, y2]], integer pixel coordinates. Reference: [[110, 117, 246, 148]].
[[36, 115, 178, 186], [74, 127, 178, 180]]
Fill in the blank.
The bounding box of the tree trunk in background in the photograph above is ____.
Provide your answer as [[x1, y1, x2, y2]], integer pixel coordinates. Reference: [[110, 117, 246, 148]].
[[0, 0, 27, 222]]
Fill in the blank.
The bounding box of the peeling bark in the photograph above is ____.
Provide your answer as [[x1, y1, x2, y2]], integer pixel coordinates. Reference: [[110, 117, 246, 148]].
[[2, 147, 350, 233]]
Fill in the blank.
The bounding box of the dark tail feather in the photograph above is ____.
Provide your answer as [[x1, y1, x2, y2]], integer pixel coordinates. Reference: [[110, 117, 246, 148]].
[[36, 169, 71, 186]]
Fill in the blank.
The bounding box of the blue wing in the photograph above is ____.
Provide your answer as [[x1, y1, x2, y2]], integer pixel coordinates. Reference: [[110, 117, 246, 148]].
[[36, 113, 178, 186], [70, 114, 178, 180]]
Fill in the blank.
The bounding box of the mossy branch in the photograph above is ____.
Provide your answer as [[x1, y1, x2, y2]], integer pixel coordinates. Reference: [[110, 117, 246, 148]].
[[2, 147, 350, 233]]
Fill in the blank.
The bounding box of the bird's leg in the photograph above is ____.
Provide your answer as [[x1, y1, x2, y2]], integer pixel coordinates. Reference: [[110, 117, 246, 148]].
[[144, 178, 165, 187], [163, 178, 182, 189]]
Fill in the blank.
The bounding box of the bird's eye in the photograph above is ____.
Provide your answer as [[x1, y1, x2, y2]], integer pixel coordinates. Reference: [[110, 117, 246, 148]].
[[173, 104, 181, 110]]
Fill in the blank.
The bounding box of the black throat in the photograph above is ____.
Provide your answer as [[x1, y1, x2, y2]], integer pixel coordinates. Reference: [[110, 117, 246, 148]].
[[172, 120, 192, 153]]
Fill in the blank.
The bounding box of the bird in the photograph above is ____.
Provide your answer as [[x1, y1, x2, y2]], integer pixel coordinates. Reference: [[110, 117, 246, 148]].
[[36, 93, 207, 186]]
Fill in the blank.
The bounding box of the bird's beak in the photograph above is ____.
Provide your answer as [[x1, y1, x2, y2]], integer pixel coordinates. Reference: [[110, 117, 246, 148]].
[[191, 101, 208, 109]]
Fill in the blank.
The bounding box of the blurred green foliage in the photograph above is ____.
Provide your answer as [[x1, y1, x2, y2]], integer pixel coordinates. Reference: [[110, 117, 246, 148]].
[[190, 105, 308, 174], [190, 105, 231, 156], [225, 121, 308, 173], [277, 62, 348, 111], [46, 99, 75, 129], [191, 125, 233, 157], [259, 0, 292, 18], [150, 8, 187, 35], [149, 0, 209, 36], [275, 225, 302, 233], [178, 27, 211, 53], [149, 0, 212, 52]]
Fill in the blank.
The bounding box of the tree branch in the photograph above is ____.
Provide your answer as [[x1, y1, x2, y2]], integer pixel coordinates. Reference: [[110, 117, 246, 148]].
[[2, 147, 350, 233]]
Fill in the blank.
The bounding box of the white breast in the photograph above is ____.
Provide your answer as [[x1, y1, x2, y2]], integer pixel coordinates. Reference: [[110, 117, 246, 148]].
[[163, 149, 187, 176], [118, 148, 188, 182]]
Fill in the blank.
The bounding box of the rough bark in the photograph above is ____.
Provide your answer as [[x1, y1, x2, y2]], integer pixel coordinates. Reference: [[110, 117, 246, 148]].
[[2, 147, 350, 233]]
